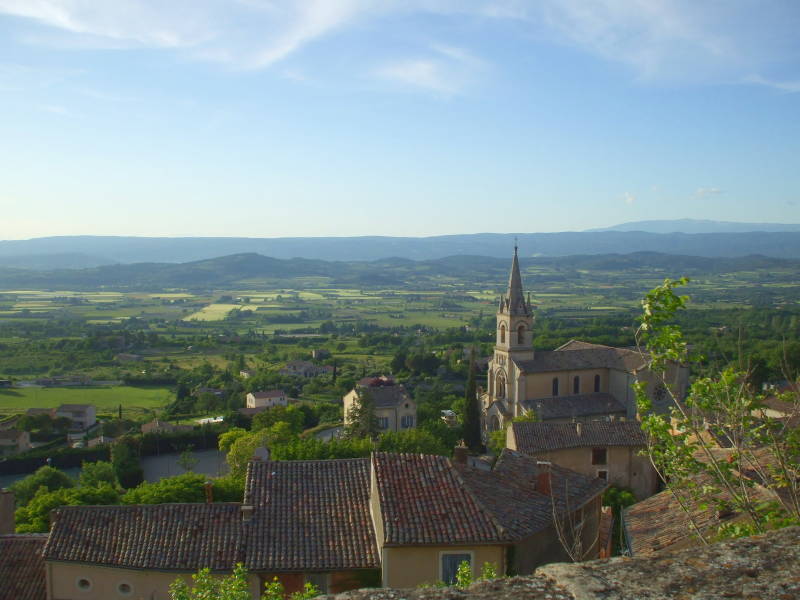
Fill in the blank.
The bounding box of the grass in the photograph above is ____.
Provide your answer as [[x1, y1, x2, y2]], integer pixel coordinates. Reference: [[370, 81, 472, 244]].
[[184, 303, 240, 321], [0, 386, 173, 418]]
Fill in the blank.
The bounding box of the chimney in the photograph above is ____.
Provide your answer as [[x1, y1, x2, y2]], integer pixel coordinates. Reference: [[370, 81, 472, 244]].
[[241, 505, 254, 523], [204, 481, 213, 504], [575, 422, 582, 437], [0, 489, 15, 534], [536, 461, 552, 496], [453, 443, 468, 466]]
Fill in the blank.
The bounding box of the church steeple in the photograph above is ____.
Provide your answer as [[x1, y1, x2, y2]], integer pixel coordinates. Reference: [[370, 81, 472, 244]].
[[500, 244, 530, 317]]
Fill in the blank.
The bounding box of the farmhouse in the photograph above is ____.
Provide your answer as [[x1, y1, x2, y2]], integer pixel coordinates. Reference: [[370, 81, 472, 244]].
[[246, 390, 288, 409], [343, 376, 416, 432], [53, 404, 96, 432]]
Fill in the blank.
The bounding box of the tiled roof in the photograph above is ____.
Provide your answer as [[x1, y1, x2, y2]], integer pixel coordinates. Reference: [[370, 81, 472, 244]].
[[372, 453, 508, 546], [0, 535, 47, 600], [522, 393, 627, 421], [244, 459, 379, 571], [361, 385, 412, 408], [623, 472, 777, 556], [56, 404, 93, 411], [250, 390, 285, 398], [514, 342, 646, 374], [512, 421, 647, 453], [455, 450, 607, 540], [44, 504, 244, 571]]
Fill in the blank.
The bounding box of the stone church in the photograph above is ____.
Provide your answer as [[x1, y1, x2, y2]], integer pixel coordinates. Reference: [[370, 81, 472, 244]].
[[482, 248, 688, 433]]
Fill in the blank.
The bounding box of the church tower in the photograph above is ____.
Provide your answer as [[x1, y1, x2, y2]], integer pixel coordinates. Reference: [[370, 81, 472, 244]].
[[486, 245, 534, 419]]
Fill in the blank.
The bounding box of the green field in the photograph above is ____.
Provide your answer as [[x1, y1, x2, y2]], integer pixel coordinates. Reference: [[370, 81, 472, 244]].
[[0, 386, 172, 418]]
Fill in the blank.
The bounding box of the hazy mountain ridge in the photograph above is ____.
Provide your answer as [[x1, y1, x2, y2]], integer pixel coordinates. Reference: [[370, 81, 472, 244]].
[[3, 229, 800, 268], [587, 219, 800, 234], [0, 251, 794, 291]]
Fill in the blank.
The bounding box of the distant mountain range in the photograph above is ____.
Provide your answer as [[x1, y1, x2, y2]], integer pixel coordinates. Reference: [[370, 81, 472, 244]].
[[0, 251, 795, 291], [587, 219, 800, 234], [2, 226, 800, 270]]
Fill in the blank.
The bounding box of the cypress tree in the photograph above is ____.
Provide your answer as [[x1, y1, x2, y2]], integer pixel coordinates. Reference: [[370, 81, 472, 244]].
[[463, 347, 482, 453]]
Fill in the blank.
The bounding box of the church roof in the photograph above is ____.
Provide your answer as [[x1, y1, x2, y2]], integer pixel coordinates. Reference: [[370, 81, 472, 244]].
[[522, 392, 627, 421], [514, 342, 646, 374], [512, 421, 647, 453], [499, 247, 530, 317]]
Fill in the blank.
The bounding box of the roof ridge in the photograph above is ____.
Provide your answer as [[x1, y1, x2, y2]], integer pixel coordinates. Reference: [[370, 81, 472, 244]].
[[447, 459, 510, 542]]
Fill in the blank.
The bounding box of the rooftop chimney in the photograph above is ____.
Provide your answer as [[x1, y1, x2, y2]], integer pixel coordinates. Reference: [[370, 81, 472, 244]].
[[241, 505, 254, 523], [536, 461, 552, 496], [453, 443, 468, 466], [0, 489, 15, 534], [204, 481, 213, 504]]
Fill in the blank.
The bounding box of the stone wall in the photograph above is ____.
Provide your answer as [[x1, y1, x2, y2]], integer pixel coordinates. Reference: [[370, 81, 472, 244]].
[[323, 526, 800, 600]]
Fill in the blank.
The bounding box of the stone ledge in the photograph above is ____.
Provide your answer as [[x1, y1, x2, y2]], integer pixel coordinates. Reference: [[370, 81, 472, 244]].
[[324, 526, 800, 600]]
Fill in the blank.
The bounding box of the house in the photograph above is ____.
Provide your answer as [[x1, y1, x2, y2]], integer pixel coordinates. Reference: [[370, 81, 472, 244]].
[[33, 450, 606, 598], [0, 430, 31, 456], [483, 248, 689, 433], [622, 447, 787, 555], [246, 390, 288, 409], [343, 377, 416, 432], [53, 405, 96, 431], [239, 369, 255, 379], [87, 435, 115, 448], [508, 421, 658, 500], [279, 360, 333, 378], [0, 534, 48, 600]]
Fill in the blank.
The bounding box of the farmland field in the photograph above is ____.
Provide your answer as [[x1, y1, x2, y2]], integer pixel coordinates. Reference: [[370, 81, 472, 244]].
[[0, 386, 172, 418]]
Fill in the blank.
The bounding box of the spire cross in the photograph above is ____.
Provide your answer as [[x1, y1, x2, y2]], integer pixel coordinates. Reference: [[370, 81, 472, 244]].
[[514, 237, 518, 255]]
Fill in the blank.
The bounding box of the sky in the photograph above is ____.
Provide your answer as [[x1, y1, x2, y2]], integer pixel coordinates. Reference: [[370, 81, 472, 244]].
[[1, 1, 799, 240]]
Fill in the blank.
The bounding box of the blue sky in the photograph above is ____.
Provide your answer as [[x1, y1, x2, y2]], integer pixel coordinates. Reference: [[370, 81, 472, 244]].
[[1, 1, 799, 239]]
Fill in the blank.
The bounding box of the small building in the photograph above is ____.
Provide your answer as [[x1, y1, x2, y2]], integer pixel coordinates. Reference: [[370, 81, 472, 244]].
[[54, 405, 96, 432], [239, 369, 255, 379], [0, 429, 31, 456], [246, 390, 288, 409], [279, 360, 333, 378], [140, 419, 192, 435], [343, 377, 416, 433], [508, 421, 657, 500], [87, 435, 115, 448]]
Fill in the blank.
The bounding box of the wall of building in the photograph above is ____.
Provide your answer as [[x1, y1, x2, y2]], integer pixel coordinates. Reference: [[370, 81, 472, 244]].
[[527, 446, 657, 500], [47, 562, 261, 600], [522, 369, 609, 401], [381, 545, 505, 589]]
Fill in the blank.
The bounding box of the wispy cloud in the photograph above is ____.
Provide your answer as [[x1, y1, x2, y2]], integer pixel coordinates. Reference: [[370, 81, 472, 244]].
[[374, 45, 483, 95], [696, 187, 724, 197]]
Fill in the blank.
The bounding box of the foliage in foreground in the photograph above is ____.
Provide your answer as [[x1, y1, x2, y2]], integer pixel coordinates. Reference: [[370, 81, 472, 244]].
[[169, 565, 318, 600], [636, 278, 800, 543]]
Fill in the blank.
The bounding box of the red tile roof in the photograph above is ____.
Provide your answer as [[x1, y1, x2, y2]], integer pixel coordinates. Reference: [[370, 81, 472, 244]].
[[44, 504, 244, 571], [512, 421, 647, 453], [244, 459, 379, 571], [0, 534, 47, 600], [372, 452, 508, 546]]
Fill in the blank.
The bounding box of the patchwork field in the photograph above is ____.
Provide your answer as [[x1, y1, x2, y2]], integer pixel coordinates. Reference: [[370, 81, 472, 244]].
[[0, 386, 172, 418]]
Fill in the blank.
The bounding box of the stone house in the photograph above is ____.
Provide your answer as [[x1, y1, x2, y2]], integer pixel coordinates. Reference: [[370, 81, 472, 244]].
[[483, 249, 689, 433], [19, 450, 605, 599], [508, 421, 658, 500], [53, 404, 96, 432], [280, 360, 333, 378], [0, 429, 31, 456], [343, 377, 416, 433], [246, 390, 288, 409]]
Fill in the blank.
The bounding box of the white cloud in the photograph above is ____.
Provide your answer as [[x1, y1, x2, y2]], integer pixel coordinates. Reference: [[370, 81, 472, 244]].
[[623, 192, 635, 205], [374, 45, 483, 94], [696, 187, 724, 197]]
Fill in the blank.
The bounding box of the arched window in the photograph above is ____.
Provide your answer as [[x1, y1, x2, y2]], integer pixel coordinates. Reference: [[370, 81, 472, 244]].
[[499, 323, 506, 344], [573, 375, 580, 394], [594, 374, 601, 393], [517, 325, 525, 345], [552, 377, 559, 397], [496, 372, 506, 399]]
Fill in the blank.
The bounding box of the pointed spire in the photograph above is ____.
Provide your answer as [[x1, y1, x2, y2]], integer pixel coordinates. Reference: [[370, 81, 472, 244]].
[[506, 245, 528, 316]]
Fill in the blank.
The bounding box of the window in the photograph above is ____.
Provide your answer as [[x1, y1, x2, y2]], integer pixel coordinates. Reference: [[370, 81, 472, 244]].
[[76, 578, 92, 592], [499, 323, 506, 344], [377, 417, 389, 429], [117, 582, 133, 596], [440, 552, 472, 585], [594, 374, 601, 393], [552, 377, 559, 397], [573, 375, 580, 394], [597, 470, 608, 480], [306, 573, 329, 594], [400, 415, 414, 429], [517, 324, 525, 344], [496, 372, 506, 399], [591, 448, 607, 465]]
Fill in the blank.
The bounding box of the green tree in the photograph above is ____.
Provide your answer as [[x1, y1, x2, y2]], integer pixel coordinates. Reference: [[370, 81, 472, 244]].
[[79, 461, 119, 489], [226, 428, 272, 478], [462, 347, 482, 453], [178, 446, 199, 472], [170, 564, 251, 600], [252, 405, 305, 434], [345, 389, 378, 439], [15, 483, 121, 533], [122, 473, 207, 504], [218, 427, 248, 453], [377, 429, 448, 455], [9, 465, 75, 506], [111, 435, 144, 489]]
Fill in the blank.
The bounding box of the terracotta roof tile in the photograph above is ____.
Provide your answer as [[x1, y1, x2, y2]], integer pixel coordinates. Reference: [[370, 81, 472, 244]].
[[0, 535, 47, 600], [522, 393, 627, 421], [244, 459, 379, 571], [44, 503, 244, 571], [515, 344, 646, 374], [512, 421, 647, 453]]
